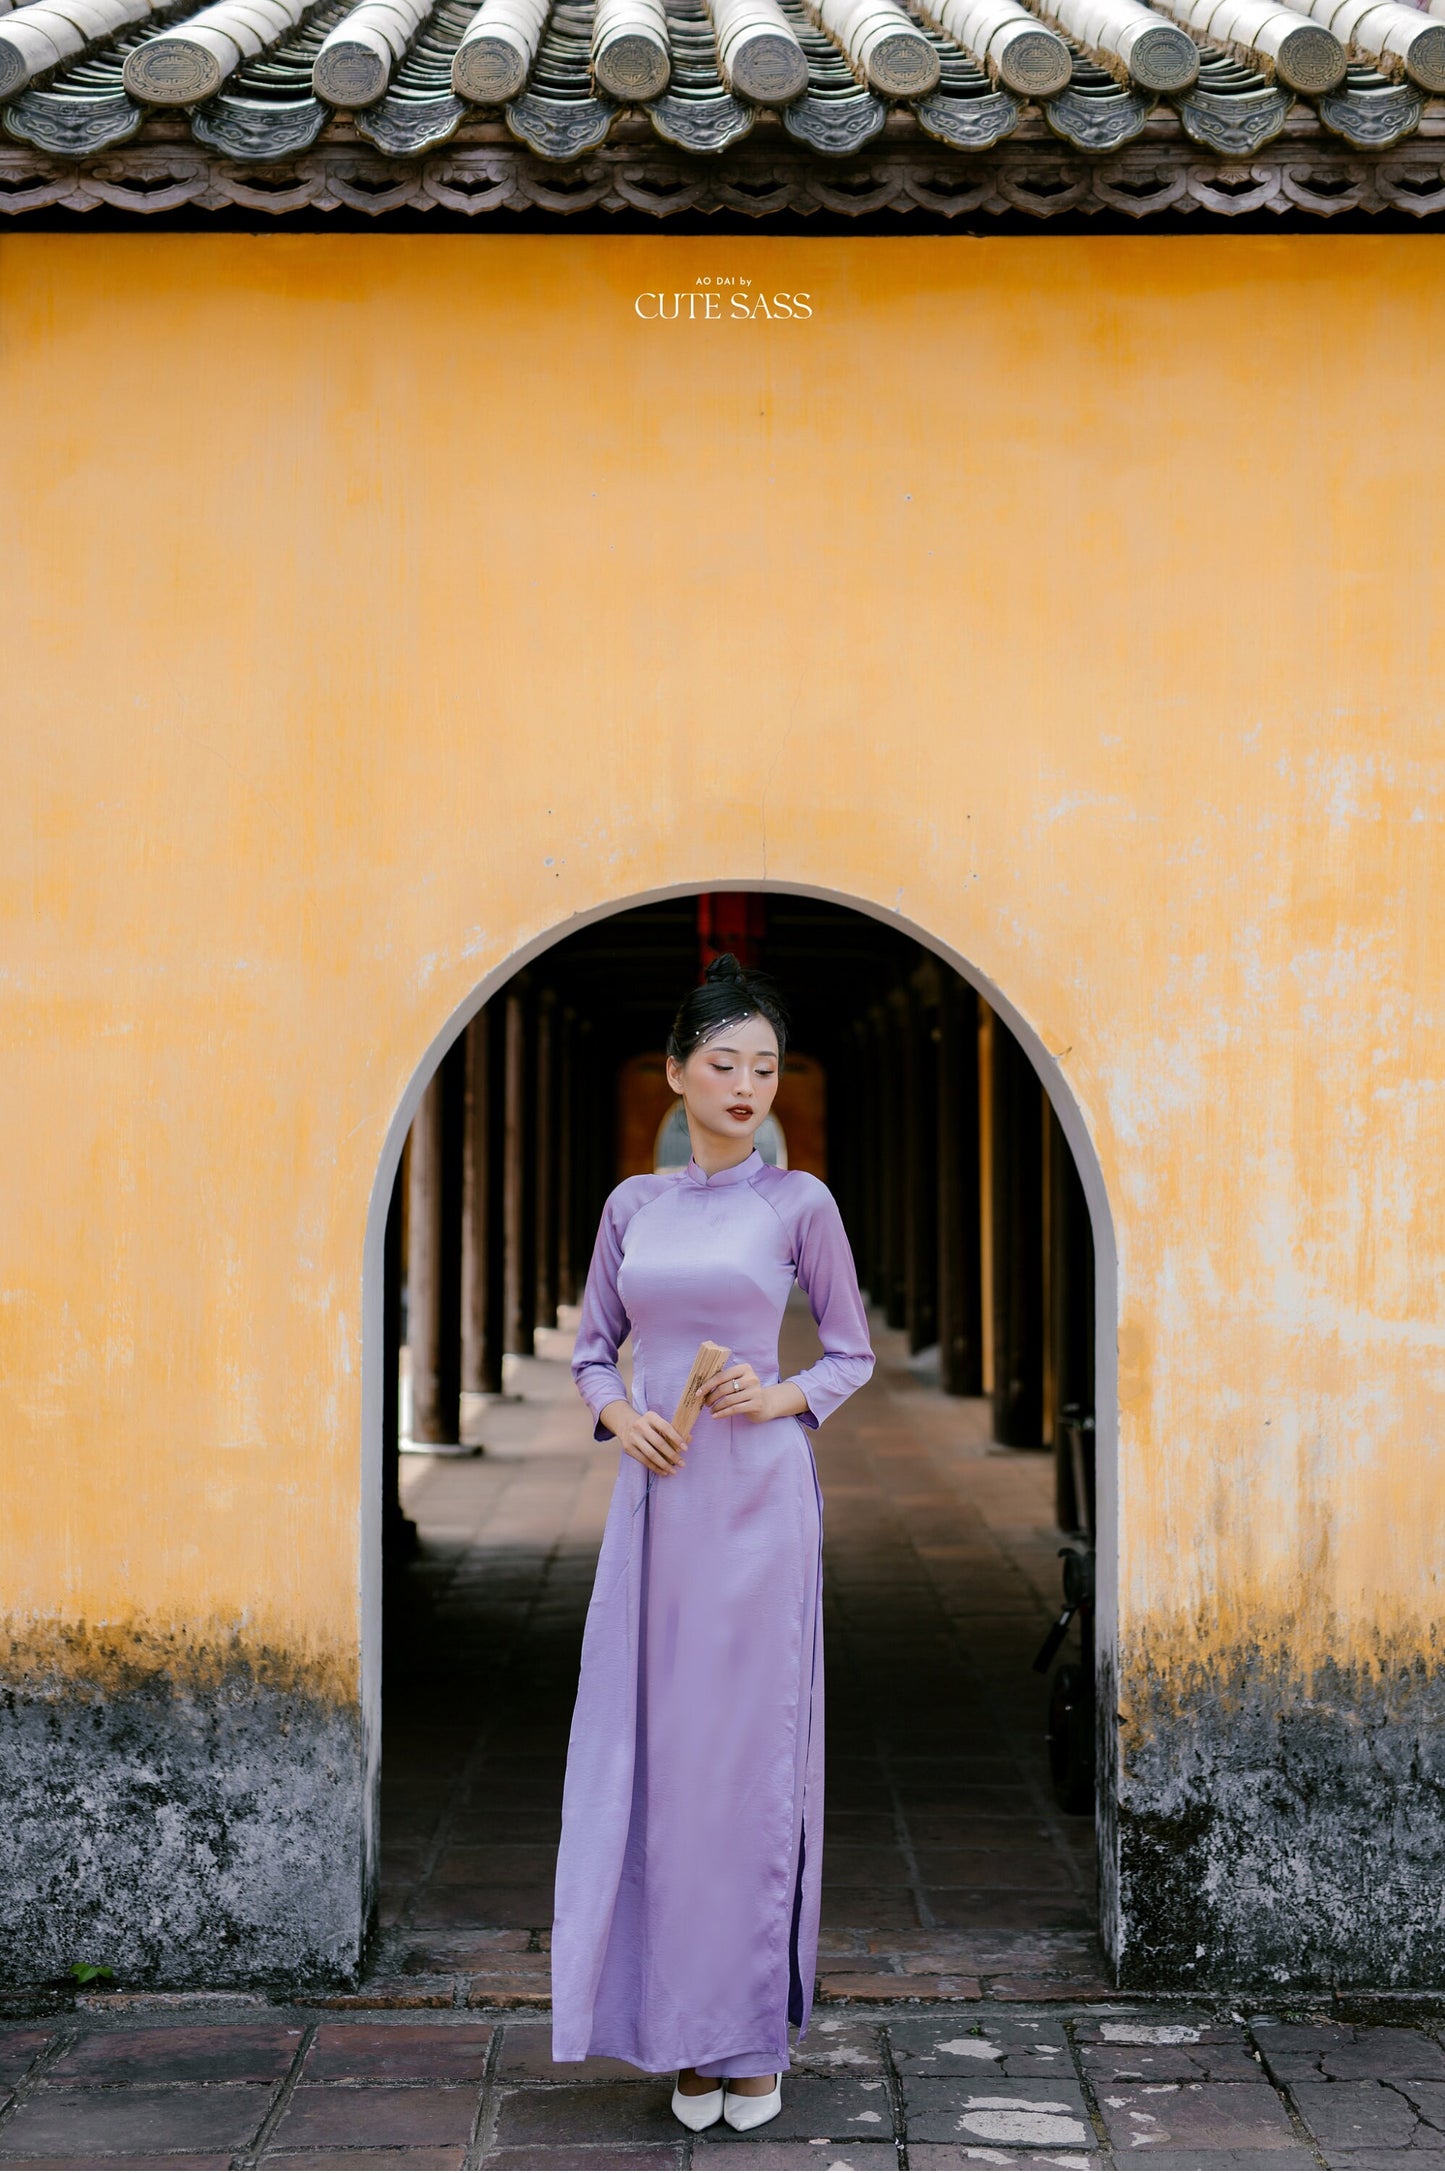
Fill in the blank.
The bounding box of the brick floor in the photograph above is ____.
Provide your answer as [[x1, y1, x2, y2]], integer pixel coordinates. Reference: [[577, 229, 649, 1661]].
[[2, 2006, 1444, 2166], [376, 1297, 1101, 2006]]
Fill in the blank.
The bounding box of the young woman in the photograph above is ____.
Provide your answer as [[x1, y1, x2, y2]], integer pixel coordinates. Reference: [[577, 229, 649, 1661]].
[[550, 953, 875, 2132]]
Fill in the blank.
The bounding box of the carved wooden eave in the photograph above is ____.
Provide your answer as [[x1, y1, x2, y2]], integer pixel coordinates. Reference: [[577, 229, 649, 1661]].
[[1, 100, 1442, 213]]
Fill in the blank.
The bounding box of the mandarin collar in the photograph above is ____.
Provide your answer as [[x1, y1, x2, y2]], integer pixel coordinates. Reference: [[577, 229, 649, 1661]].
[[684, 1149, 763, 1189]]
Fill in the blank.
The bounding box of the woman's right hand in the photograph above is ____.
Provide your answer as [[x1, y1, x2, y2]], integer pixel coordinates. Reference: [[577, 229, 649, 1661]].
[[599, 1401, 687, 1476]]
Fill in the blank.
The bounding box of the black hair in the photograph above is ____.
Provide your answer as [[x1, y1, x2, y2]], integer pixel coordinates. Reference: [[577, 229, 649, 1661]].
[[666, 953, 790, 1068]]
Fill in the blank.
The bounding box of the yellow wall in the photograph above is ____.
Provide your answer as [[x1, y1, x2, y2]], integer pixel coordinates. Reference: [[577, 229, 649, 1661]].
[[2, 231, 1442, 1727]]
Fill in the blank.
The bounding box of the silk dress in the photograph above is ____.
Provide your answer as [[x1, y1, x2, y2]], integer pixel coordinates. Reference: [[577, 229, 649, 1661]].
[[550, 1148, 875, 2077]]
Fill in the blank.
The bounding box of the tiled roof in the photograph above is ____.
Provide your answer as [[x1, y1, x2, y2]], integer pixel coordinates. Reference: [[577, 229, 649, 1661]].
[[0, 0, 1442, 215]]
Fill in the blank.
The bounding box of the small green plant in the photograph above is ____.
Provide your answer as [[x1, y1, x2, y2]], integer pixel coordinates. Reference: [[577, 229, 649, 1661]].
[[66, 1962, 114, 1986]]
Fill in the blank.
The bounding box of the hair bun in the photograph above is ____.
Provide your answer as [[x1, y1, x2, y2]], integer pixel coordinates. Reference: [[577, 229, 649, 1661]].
[[704, 952, 746, 984]]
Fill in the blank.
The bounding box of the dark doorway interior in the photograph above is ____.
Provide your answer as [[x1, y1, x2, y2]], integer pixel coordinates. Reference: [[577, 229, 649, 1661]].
[[374, 895, 1103, 2005]]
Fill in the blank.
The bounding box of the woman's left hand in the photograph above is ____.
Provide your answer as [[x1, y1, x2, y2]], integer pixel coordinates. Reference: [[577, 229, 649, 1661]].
[[703, 1362, 775, 1424]]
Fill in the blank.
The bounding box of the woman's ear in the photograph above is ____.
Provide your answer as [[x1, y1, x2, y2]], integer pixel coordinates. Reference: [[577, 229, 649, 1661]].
[[665, 1054, 685, 1096]]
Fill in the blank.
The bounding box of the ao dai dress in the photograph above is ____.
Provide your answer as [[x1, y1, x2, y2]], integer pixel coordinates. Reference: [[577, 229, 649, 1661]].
[[550, 1148, 875, 2077]]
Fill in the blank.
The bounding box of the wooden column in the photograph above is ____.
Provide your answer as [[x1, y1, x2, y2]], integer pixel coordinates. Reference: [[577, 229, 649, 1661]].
[[534, 987, 560, 1333], [990, 1018, 1046, 1447], [556, 1004, 577, 1308], [1047, 1103, 1096, 1521], [883, 989, 909, 1331], [937, 972, 984, 1396], [408, 1038, 465, 1444], [461, 1005, 506, 1404], [903, 965, 940, 1355], [503, 978, 538, 1358], [381, 1154, 416, 1560]]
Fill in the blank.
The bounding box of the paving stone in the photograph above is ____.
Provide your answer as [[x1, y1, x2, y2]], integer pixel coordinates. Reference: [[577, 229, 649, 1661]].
[[1112, 2156, 1318, 2170], [902, 2074, 1093, 2150], [0, 2157, 235, 2171], [888, 2015, 1071, 2079], [270, 2085, 479, 2150], [0, 2082, 274, 2156], [467, 1974, 555, 2010], [1400, 2083, 1445, 2131], [913, 1851, 1075, 1890], [496, 2027, 654, 2084], [314, 1980, 458, 2010], [264, 2153, 468, 2170], [1255, 2023, 1445, 2082], [908, 2152, 1102, 2170], [1093, 2080, 1302, 2154], [1079, 2030, 1261, 2084], [1328, 2153, 1445, 2169], [1072, 2011, 1228, 2041], [692, 2145, 894, 2169], [986, 1976, 1114, 2002], [396, 1933, 535, 1969], [49, 2023, 305, 2083], [480, 2152, 681, 2169], [412, 1885, 555, 1928], [0, 2034, 56, 2087], [709, 2074, 894, 2141], [789, 2020, 887, 2075], [491, 2083, 688, 2145], [1289, 2080, 1428, 2151], [305, 2023, 494, 2081], [434, 1846, 559, 1884], [819, 1972, 983, 2001]]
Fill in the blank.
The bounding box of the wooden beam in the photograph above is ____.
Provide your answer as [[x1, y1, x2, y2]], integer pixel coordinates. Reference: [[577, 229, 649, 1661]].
[[813, 0, 941, 94], [1041, 0, 1200, 90], [451, 0, 548, 101], [123, 0, 309, 103], [1298, 0, 1445, 86], [592, 0, 670, 101], [709, 0, 809, 101], [1164, 0, 1344, 86], [313, 0, 432, 104], [922, 0, 1071, 92]]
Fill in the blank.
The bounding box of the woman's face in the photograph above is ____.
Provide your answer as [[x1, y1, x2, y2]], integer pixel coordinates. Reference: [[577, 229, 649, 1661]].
[[666, 1013, 781, 1153]]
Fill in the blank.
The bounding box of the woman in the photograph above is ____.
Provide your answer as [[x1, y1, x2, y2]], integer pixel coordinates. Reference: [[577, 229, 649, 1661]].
[[550, 953, 875, 2132]]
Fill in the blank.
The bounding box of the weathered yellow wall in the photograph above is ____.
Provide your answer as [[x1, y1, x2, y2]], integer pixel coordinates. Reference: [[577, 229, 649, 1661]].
[[2, 232, 1442, 1720]]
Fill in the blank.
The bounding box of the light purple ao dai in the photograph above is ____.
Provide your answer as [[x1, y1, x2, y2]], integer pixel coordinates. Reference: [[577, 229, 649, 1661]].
[[550, 1147, 875, 2076]]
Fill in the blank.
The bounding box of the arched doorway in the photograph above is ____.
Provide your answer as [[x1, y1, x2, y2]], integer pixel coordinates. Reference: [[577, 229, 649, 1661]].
[[361, 885, 1118, 1993]]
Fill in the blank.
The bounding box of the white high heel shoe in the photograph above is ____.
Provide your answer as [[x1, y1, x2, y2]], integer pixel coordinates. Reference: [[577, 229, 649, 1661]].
[[671, 2073, 726, 2129], [723, 2073, 783, 2130]]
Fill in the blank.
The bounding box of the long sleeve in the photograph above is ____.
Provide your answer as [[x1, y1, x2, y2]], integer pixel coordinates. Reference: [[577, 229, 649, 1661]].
[[571, 1184, 635, 1443], [779, 1175, 875, 1430]]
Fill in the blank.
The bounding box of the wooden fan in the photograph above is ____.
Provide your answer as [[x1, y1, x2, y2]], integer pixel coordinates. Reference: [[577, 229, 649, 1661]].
[[671, 1341, 732, 1443]]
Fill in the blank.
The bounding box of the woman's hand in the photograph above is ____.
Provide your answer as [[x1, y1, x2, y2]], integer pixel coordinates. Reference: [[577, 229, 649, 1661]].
[[702, 1364, 806, 1425], [600, 1400, 688, 1476]]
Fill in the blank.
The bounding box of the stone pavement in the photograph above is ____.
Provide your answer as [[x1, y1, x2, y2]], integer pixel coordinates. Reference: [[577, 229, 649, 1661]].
[[5, 2001, 1445, 2168]]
